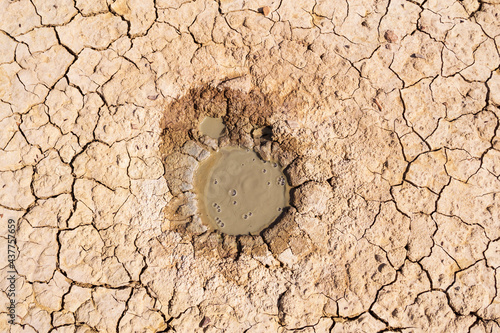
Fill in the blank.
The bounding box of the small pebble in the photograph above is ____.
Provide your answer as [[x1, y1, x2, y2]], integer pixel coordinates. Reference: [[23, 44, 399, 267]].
[[200, 316, 210, 327], [384, 30, 398, 43], [410, 53, 425, 59], [262, 6, 271, 16]]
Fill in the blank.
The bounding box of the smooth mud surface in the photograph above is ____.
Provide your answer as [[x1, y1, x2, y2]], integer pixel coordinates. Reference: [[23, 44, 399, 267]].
[[195, 147, 288, 235], [199, 116, 226, 139]]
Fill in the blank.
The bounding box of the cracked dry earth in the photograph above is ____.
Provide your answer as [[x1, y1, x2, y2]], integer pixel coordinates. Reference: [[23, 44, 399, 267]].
[[1, 0, 500, 332]]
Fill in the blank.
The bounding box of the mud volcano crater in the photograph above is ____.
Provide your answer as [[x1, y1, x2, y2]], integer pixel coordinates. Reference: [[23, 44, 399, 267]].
[[160, 83, 323, 260]]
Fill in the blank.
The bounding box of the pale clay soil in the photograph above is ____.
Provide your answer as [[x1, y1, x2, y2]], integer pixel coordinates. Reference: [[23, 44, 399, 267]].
[[1, 0, 500, 332]]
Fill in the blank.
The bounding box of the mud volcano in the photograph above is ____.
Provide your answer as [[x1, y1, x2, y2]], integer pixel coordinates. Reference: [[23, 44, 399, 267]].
[[195, 147, 289, 235], [160, 84, 303, 239]]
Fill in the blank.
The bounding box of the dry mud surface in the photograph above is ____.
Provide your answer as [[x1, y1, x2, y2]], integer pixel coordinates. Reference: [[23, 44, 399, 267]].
[[1, 0, 500, 332]]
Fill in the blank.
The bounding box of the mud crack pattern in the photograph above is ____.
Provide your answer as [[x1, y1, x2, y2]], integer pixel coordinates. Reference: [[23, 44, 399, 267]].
[[0, 0, 499, 332]]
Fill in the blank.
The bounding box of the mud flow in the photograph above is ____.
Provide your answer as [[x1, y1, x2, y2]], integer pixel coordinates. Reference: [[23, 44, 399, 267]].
[[195, 146, 289, 235]]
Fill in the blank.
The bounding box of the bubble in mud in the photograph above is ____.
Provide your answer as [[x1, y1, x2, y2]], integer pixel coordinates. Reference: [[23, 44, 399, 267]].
[[233, 201, 237, 205], [243, 214, 248, 219], [248, 212, 252, 216], [273, 163, 278, 168], [267, 181, 271, 186], [214, 179, 218, 184], [220, 222, 224, 227], [229, 189, 237, 196], [278, 207, 282, 212], [262, 169, 267, 173], [213, 203, 217, 207]]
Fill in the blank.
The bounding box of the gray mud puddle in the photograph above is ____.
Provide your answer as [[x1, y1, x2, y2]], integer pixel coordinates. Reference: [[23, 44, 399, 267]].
[[195, 147, 289, 235]]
